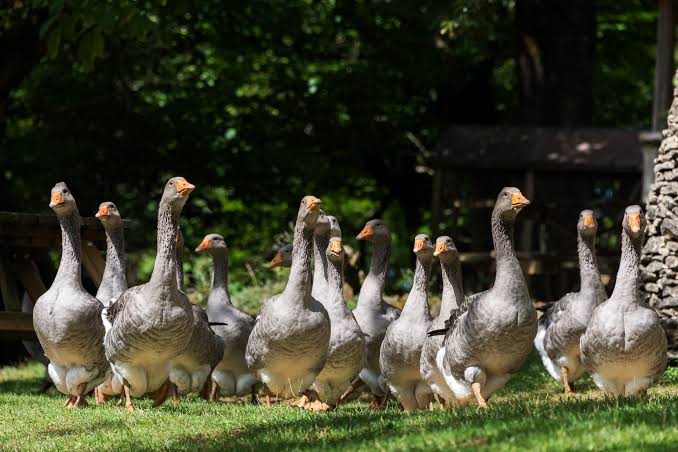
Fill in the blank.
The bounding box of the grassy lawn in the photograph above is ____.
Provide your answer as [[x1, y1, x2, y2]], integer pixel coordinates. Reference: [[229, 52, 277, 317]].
[[0, 353, 676, 451]]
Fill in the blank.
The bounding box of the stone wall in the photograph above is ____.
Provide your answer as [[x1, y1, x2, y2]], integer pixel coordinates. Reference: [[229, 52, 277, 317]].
[[641, 77, 678, 358]]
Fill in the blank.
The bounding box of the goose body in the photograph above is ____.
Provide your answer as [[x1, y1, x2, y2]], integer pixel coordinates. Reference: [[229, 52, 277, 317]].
[[420, 236, 464, 405], [197, 234, 257, 398], [104, 177, 196, 410], [245, 196, 331, 399], [379, 234, 434, 411], [534, 210, 607, 392], [353, 220, 400, 398], [439, 188, 536, 407], [32, 182, 109, 407], [311, 237, 365, 409], [580, 206, 667, 396]]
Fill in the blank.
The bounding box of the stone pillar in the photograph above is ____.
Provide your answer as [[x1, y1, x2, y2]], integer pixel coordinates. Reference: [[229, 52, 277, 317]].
[[641, 70, 678, 358]]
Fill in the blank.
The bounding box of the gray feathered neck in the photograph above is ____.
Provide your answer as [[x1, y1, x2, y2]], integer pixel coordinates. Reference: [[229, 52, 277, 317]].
[[53, 207, 83, 288], [356, 236, 391, 313], [208, 248, 231, 306], [282, 215, 315, 307], [610, 228, 643, 303], [149, 199, 181, 292], [401, 251, 432, 321], [490, 210, 525, 294], [438, 254, 463, 324], [96, 219, 127, 302]]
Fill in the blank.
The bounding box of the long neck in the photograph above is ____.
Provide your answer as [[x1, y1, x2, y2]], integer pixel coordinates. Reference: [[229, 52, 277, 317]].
[[283, 219, 314, 305], [577, 232, 603, 296], [150, 201, 179, 291], [439, 257, 463, 318], [611, 230, 642, 302], [99, 223, 127, 293], [176, 240, 184, 291], [326, 256, 345, 309], [402, 253, 432, 319], [209, 250, 231, 305], [491, 212, 524, 293], [357, 238, 391, 311], [53, 211, 83, 287], [312, 231, 330, 299]]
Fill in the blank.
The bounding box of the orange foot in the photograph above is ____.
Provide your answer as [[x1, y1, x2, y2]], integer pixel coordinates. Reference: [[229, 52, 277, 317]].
[[290, 394, 309, 408], [307, 400, 333, 412]]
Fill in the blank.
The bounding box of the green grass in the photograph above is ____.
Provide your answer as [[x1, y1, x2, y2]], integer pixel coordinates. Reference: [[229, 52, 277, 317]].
[[0, 354, 676, 451]]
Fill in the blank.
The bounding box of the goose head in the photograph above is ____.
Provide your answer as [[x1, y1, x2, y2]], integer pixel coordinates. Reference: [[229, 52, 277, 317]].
[[298, 195, 322, 229], [95, 201, 123, 227], [328, 215, 341, 238], [49, 182, 78, 215], [162, 176, 195, 212], [356, 219, 390, 243], [623, 205, 646, 240], [413, 233, 434, 256], [195, 233, 228, 255], [269, 244, 293, 269], [577, 209, 598, 238], [495, 187, 530, 221], [326, 237, 345, 263], [314, 210, 331, 236], [433, 236, 459, 263]]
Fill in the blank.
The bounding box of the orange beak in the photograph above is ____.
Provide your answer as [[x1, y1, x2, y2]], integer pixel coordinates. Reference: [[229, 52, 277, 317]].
[[268, 252, 284, 269], [176, 179, 195, 195], [357, 224, 374, 240], [195, 239, 211, 252], [330, 241, 343, 255], [433, 241, 446, 256], [511, 192, 530, 209], [49, 192, 64, 207], [628, 213, 641, 233], [413, 239, 425, 253], [96, 205, 109, 218], [582, 214, 594, 227], [306, 196, 321, 210]]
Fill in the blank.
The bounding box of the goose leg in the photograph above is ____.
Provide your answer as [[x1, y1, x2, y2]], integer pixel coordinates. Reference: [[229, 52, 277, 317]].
[[338, 376, 363, 404], [251, 384, 258, 405], [266, 394, 272, 407], [209, 380, 219, 402], [151, 379, 171, 406], [63, 395, 76, 407], [561, 367, 573, 395], [123, 381, 134, 412], [72, 384, 89, 408], [170, 382, 179, 404], [471, 382, 489, 409]]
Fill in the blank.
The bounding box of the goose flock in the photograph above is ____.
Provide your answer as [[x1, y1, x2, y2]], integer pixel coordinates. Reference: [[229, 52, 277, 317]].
[[30, 179, 668, 412]]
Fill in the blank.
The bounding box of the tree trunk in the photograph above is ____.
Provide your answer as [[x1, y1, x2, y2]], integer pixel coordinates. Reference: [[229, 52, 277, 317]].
[[515, 0, 596, 126]]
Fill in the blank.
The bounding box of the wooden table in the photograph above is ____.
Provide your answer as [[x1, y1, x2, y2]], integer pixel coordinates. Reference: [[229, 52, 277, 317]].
[[0, 211, 130, 341]]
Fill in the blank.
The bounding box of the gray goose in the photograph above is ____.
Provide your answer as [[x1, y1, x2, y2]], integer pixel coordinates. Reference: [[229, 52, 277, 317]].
[[437, 187, 534, 408], [312, 211, 331, 302], [245, 196, 330, 403], [269, 244, 293, 269], [93, 201, 128, 403], [32, 182, 109, 408], [534, 209, 606, 394], [580, 205, 667, 397], [309, 237, 365, 411], [353, 219, 400, 403], [420, 236, 463, 406], [196, 233, 257, 401], [379, 234, 434, 411], [104, 177, 196, 411]]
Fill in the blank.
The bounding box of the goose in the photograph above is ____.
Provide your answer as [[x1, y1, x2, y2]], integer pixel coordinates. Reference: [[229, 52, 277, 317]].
[[269, 244, 293, 269], [196, 233, 257, 401], [420, 236, 463, 406], [32, 182, 109, 407], [434, 187, 534, 408], [93, 202, 128, 404], [580, 205, 667, 397], [309, 237, 365, 411], [245, 196, 330, 404], [379, 234, 434, 411], [534, 209, 606, 394], [104, 177, 196, 411], [312, 211, 331, 302], [353, 219, 400, 405]]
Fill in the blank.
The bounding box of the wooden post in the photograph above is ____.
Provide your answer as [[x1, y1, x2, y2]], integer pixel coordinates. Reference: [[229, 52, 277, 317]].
[[0, 249, 21, 311], [652, 0, 677, 131]]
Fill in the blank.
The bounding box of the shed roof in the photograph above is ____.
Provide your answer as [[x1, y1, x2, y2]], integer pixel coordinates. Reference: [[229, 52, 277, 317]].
[[431, 125, 650, 173]]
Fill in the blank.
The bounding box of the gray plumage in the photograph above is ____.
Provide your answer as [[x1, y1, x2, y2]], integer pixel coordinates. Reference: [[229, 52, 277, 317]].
[[104, 177, 195, 401], [197, 233, 257, 397], [534, 209, 606, 389], [245, 196, 331, 399], [420, 236, 463, 404], [379, 234, 434, 411], [311, 237, 365, 407], [32, 182, 108, 405], [21, 292, 50, 367], [440, 187, 536, 407], [311, 211, 331, 302], [580, 205, 667, 396], [353, 219, 400, 397]]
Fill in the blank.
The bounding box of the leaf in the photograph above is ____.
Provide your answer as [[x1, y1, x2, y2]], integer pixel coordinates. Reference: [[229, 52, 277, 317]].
[[46, 26, 61, 59]]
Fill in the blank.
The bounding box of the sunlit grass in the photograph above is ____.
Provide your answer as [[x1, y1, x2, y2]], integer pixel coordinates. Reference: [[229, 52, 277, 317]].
[[0, 353, 676, 451]]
